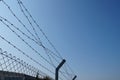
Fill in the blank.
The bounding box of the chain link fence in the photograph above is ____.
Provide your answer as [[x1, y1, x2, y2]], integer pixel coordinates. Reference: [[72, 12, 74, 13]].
[[0, 48, 47, 79]]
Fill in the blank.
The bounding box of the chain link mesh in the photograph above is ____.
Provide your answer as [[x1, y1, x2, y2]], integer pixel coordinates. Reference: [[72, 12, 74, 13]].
[[0, 48, 46, 78]]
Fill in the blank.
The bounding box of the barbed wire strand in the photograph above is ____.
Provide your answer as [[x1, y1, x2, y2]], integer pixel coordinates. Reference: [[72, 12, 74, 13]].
[[17, 0, 63, 59], [0, 17, 65, 76], [44, 49, 56, 68], [59, 71, 69, 80], [17, 0, 76, 76], [1, 0, 76, 79], [0, 19, 56, 68], [0, 16, 61, 60], [17, 0, 41, 44], [0, 34, 54, 75], [1, 0, 38, 43]]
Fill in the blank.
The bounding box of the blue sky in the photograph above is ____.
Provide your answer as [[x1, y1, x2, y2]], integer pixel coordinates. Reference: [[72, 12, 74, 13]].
[[0, 0, 120, 80]]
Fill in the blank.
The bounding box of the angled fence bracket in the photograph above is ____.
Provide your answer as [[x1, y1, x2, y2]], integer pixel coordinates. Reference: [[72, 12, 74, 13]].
[[72, 75, 77, 80], [55, 59, 66, 80]]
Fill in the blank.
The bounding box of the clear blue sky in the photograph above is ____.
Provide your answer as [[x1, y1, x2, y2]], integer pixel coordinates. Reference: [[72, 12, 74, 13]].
[[0, 0, 120, 80]]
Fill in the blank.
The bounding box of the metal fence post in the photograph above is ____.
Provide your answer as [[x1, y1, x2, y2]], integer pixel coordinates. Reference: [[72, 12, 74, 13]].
[[55, 59, 66, 80]]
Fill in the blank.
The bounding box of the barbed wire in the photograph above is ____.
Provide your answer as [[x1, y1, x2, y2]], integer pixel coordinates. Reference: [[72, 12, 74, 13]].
[[0, 17, 68, 80], [17, 0, 63, 59], [1, 0, 65, 67], [44, 49, 56, 68], [0, 0, 76, 79], [0, 16, 61, 60], [44, 48, 61, 64], [67, 63, 75, 75], [17, 0, 76, 76], [60, 71, 70, 80], [0, 18, 56, 68], [0, 34, 54, 75], [17, 0, 41, 44], [1, 0, 38, 43], [0, 17, 63, 70], [0, 19, 71, 80]]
